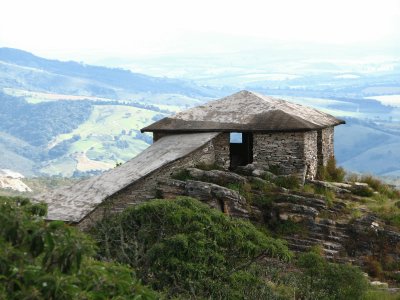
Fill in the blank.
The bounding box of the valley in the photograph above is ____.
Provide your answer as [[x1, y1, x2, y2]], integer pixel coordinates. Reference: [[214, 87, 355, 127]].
[[1, 47, 400, 183]]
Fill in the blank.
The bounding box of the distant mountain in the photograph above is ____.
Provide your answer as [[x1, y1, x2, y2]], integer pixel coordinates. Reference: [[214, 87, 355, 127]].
[[1, 47, 400, 179], [0, 47, 216, 99]]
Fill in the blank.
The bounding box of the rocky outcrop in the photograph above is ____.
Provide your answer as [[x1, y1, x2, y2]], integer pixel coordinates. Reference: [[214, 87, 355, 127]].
[[157, 166, 400, 284], [236, 162, 278, 180], [157, 179, 253, 219], [185, 168, 247, 186]]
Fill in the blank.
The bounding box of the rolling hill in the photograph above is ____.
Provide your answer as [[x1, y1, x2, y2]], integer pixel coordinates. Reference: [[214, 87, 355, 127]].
[[1, 47, 400, 179]]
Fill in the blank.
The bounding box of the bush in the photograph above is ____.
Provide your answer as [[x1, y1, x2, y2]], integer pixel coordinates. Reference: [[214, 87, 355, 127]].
[[353, 185, 375, 197], [314, 186, 335, 206], [274, 175, 300, 189], [361, 175, 400, 199], [0, 196, 158, 300], [317, 156, 346, 182], [171, 169, 192, 181], [92, 197, 292, 298], [297, 252, 369, 300], [364, 256, 383, 278], [227, 182, 253, 201]]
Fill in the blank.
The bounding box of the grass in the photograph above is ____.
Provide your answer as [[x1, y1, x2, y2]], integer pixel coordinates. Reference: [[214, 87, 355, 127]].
[[39, 105, 158, 176], [274, 219, 308, 237], [226, 182, 253, 202], [362, 289, 400, 300], [274, 175, 300, 189], [171, 169, 193, 181], [195, 162, 224, 171], [314, 186, 335, 207], [302, 184, 315, 194]]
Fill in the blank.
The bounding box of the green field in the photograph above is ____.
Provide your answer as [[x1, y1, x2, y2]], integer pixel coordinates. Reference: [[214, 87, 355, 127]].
[[41, 105, 159, 176]]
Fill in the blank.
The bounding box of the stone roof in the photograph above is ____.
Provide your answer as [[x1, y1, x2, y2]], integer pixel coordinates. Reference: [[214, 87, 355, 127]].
[[141, 90, 345, 133], [34, 132, 218, 222]]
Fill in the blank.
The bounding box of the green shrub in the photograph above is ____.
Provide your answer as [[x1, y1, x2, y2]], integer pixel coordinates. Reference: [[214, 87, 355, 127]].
[[274, 175, 300, 189], [195, 162, 223, 171], [314, 186, 335, 206], [227, 182, 253, 201], [0, 196, 158, 300], [317, 156, 346, 182], [297, 252, 369, 300], [92, 197, 292, 298], [171, 169, 192, 181], [303, 183, 316, 194], [353, 185, 375, 197], [363, 289, 400, 300], [361, 175, 400, 199], [269, 165, 281, 175], [364, 256, 384, 279], [274, 219, 308, 236]]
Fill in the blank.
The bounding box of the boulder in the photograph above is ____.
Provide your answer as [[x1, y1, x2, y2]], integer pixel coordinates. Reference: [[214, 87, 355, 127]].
[[186, 168, 247, 186], [306, 179, 352, 194], [235, 162, 269, 176], [157, 179, 250, 219]]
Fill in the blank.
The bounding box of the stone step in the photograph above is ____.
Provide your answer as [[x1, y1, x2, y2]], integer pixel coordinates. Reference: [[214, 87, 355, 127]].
[[312, 222, 347, 232], [286, 236, 343, 251], [287, 242, 312, 252], [324, 249, 339, 257], [308, 232, 349, 242], [287, 242, 339, 258]]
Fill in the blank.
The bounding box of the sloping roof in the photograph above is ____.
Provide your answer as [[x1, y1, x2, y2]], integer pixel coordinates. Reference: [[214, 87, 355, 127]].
[[34, 132, 219, 222], [141, 90, 345, 133]]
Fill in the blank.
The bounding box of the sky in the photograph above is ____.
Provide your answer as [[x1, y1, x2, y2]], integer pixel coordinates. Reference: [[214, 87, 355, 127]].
[[1, 0, 399, 63]]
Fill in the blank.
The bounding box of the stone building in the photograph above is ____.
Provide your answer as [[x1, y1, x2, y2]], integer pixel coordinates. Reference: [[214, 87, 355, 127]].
[[36, 90, 344, 228], [142, 90, 344, 178]]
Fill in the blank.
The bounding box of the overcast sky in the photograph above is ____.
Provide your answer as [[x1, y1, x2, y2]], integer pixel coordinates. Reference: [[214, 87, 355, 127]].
[[1, 0, 399, 62]]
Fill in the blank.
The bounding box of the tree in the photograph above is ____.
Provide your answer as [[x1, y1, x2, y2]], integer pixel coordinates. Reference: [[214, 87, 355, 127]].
[[0, 196, 158, 300]]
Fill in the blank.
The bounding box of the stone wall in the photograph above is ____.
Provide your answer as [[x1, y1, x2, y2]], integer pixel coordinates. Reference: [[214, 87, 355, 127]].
[[317, 127, 334, 166], [253, 131, 318, 179], [213, 133, 230, 169], [304, 131, 318, 179], [78, 133, 226, 230]]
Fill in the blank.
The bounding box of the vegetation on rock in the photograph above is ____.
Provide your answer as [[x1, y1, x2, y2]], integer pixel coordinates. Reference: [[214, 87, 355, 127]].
[[316, 156, 346, 182], [92, 197, 291, 299]]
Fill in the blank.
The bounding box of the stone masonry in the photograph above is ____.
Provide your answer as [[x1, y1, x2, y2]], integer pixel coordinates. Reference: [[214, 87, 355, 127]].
[[317, 126, 334, 166], [252, 131, 318, 179], [78, 133, 226, 229]]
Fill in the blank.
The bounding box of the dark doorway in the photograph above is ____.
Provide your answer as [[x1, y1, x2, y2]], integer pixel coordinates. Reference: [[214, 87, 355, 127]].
[[229, 132, 253, 169]]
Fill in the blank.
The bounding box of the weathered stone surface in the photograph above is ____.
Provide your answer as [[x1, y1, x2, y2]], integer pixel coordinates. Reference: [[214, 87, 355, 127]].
[[252, 131, 318, 181], [345, 214, 400, 265], [272, 193, 328, 222], [186, 168, 247, 186], [275, 203, 319, 220], [157, 179, 250, 219], [142, 91, 344, 133], [213, 133, 230, 170], [330, 182, 352, 189], [307, 179, 352, 194], [317, 127, 334, 166], [274, 194, 328, 211], [235, 162, 269, 175], [35, 132, 219, 223]]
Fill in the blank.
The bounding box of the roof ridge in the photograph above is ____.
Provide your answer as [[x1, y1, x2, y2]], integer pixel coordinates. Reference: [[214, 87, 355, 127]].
[[141, 91, 345, 133]]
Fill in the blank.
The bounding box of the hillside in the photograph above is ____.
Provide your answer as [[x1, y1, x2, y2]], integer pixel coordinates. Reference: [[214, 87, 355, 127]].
[[0, 48, 220, 177], [0, 47, 215, 98], [1, 47, 400, 179]]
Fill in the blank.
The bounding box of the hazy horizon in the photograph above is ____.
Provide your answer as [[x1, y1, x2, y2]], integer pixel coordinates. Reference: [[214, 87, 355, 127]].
[[1, 0, 399, 77]]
